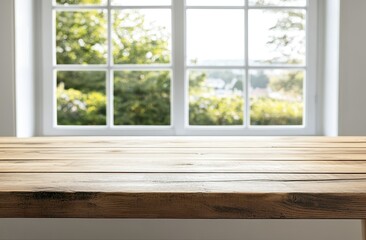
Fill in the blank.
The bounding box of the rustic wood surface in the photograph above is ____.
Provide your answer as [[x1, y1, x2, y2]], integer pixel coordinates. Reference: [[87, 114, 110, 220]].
[[1, 137, 366, 219]]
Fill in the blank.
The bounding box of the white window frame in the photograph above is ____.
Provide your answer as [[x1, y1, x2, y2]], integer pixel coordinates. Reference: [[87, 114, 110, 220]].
[[41, 0, 318, 136]]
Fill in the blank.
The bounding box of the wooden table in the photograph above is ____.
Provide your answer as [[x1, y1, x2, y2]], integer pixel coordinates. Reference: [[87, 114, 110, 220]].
[[1, 137, 366, 237]]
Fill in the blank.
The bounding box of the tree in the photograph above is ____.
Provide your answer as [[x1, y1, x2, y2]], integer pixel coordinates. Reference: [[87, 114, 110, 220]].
[[266, 6, 306, 64], [114, 71, 171, 125], [112, 10, 170, 64], [269, 71, 303, 97], [56, 10, 107, 65], [251, 71, 269, 89]]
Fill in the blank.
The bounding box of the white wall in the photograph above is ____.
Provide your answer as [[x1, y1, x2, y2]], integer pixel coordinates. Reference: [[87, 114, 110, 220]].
[[0, 0, 16, 136], [15, 0, 36, 137], [0, 0, 366, 239], [338, 0, 366, 136]]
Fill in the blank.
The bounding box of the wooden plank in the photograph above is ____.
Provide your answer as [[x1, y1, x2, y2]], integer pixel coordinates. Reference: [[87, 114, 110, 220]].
[[1, 148, 366, 166], [1, 159, 366, 173], [2, 148, 366, 161], [1, 173, 366, 193], [1, 137, 366, 148], [2, 191, 366, 219], [2, 173, 366, 218], [1, 173, 366, 218]]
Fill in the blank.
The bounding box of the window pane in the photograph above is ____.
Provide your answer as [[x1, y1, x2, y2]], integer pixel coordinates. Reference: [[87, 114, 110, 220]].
[[250, 70, 304, 126], [55, 0, 107, 5], [57, 71, 106, 126], [249, 0, 306, 6], [249, 10, 306, 65], [112, 0, 171, 6], [112, 10, 171, 65], [187, 10, 245, 66], [114, 71, 171, 125], [189, 70, 244, 126], [187, 0, 244, 6], [56, 10, 108, 65]]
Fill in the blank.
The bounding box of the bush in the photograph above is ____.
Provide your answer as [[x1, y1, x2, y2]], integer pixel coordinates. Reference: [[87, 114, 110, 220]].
[[57, 84, 106, 125], [250, 98, 303, 125], [57, 87, 303, 126], [189, 96, 243, 125]]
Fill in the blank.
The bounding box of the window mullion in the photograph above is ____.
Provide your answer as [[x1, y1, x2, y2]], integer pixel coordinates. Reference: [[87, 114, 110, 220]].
[[107, 0, 114, 128], [244, 0, 249, 128], [172, 0, 186, 135]]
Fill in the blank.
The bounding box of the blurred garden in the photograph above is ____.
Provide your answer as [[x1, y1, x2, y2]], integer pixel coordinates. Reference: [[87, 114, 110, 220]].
[[56, 0, 304, 126]]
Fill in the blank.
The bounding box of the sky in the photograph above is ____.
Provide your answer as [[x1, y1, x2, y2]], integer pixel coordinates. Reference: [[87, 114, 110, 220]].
[[187, 9, 306, 66]]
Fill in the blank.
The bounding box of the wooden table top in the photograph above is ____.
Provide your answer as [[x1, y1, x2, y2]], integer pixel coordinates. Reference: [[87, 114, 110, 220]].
[[1, 137, 366, 219]]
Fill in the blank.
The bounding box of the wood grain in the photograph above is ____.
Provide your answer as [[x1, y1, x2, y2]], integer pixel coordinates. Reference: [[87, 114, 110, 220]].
[[1, 173, 366, 193], [1, 137, 366, 148], [2, 148, 366, 160], [1, 137, 366, 219], [1, 159, 366, 173], [2, 192, 366, 219]]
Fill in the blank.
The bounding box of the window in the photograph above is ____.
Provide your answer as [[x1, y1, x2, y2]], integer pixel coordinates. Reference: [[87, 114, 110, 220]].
[[42, 0, 317, 135]]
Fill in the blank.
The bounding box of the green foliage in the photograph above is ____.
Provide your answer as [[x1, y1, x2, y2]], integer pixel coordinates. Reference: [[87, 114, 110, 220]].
[[114, 71, 171, 125], [190, 96, 243, 125], [57, 71, 106, 125], [56, 0, 105, 5], [113, 10, 171, 64], [56, 10, 107, 64], [250, 70, 303, 126], [189, 70, 244, 126], [269, 71, 303, 96], [57, 71, 106, 92], [57, 83, 106, 125], [251, 98, 303, 125]]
